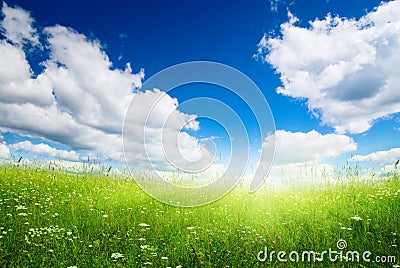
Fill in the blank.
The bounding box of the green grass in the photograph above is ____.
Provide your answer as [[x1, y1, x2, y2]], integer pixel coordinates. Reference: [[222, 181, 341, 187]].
[[0, 165, 399, 267]]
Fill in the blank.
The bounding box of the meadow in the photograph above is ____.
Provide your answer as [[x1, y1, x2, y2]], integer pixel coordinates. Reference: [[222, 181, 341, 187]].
[[0, 163, 399, 267]]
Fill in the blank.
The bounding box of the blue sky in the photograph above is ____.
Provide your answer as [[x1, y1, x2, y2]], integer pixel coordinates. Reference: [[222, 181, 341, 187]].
[[0, 0, 399, 180]]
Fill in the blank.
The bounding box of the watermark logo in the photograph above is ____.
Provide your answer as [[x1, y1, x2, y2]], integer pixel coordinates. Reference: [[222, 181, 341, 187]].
[[123, 61, 275, 207], [336, 239, 347, 250], [257, 239, 397, 264]]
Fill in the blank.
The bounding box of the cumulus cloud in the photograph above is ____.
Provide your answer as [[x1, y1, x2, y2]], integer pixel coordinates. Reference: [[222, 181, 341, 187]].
[[263, 130, 357, 165], [0, 2, 207, 168], [44, 25, 144, 133], [10, 141, 80, 161], [0, 134, 10, 159], [351, 147, 400, 165], [0, 40, 53, 105], [0, 143, 10, 159], [262, 130, 357, 178], [124, 89, 212, 171], [0, 2, 39, 46], [257, 1, 400, 134]]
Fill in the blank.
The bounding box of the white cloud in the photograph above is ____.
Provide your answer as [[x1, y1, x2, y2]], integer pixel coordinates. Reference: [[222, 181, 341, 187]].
[[270, 0, 280, 12], [263, 130, 357, 165], [379, 164, 398, 174], [268, 0, 295, 13], [0, 133, 10, 159], [257, 1, 400, 134], [0, 102, 126, 160], [44, 25, 144, 133], [261, 130, 356, 178], [123, 89, 212, 171], [0, 40, 54, 105], [0, 4, 143, 162], [0, 143, 10, 159], [0, 2, 216, 172], [0, 3, 208, 168], [0, 2, 39, 46], [10, 141, 80, 161], [351, 147, 400, 164]]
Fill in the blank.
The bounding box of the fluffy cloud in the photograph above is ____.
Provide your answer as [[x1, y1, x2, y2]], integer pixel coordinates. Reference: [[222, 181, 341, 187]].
[[0, 144, 10, 159], [0, 134, 10, 159], [351, 147, 400, 165], [0, 3, 206, 167], [0, 40, 53, 105], [124, 89, 213, 171], [262, 130, 356, 178], [10, 141, 80, 161], [44, 25, 144, 133], [0, 2, 39, 46], [263, 130, 357, 165], [257, 1, 400, 134]]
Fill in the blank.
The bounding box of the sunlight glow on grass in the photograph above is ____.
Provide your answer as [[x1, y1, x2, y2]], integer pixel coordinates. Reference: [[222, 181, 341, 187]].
[[0, 163, 398, 267]]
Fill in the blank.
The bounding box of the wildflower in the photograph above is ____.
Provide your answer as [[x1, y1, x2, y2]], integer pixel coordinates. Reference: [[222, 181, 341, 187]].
[[103, 214, 108, 218], [350, 216, 363, 221], [161, 256, 168, 260], [67, 266, 77, 268], [111, 252, 124, 259], [138, 223, 150, 227], [187, 226, 196, 230]]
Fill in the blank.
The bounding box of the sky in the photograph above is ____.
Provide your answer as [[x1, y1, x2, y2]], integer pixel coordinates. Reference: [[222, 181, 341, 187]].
[[0, 0, 399, 182]]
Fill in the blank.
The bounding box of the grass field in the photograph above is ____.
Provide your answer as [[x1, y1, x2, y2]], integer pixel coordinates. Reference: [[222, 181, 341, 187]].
[[0, 164, 399, 267]]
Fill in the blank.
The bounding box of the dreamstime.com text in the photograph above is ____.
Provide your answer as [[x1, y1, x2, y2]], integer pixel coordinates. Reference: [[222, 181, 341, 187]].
[[257, 239, 397, 264]]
